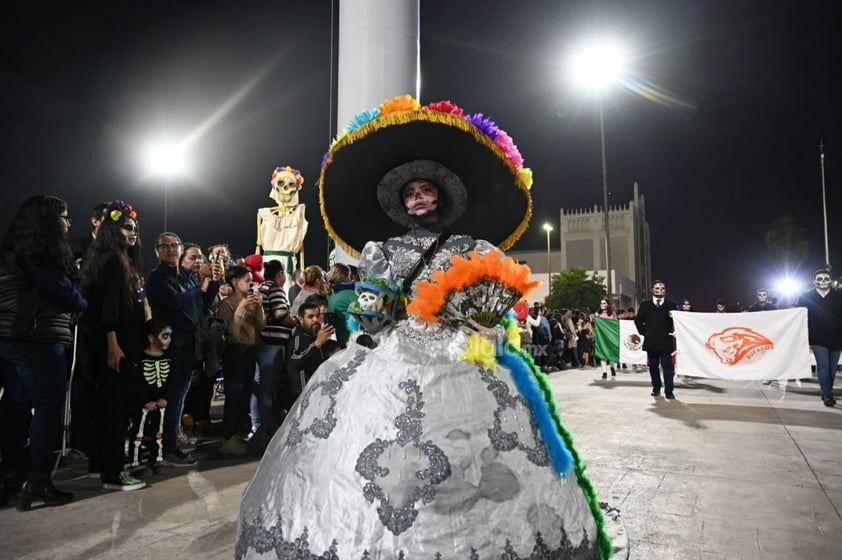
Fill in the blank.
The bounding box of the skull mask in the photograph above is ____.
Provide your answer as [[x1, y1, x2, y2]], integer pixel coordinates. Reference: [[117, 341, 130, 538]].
[[756, 290, 768, 302], [269, 167, 303, 206], [357, 290, 380, 312], [652, 282, 666, 297]]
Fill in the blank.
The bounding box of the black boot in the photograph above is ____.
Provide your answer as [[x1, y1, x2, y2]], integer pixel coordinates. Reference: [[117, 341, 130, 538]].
[[17, 474, 74, 511]]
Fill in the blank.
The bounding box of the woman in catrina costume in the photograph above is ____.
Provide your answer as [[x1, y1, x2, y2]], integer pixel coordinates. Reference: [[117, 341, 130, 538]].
[[236, 96, 622, 559]]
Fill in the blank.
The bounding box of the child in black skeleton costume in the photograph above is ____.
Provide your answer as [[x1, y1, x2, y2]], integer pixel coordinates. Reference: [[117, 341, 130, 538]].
[[130, 318, 173, 467]]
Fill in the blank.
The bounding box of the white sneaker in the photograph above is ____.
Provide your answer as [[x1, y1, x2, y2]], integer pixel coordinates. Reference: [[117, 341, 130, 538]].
[[102, 471, 146, 491]]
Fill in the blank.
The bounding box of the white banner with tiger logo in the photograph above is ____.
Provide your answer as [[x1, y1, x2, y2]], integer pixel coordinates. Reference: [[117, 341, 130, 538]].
[[672, 308, 812, 380]]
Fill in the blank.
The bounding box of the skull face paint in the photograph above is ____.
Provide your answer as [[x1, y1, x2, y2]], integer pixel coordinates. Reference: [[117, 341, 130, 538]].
[[652, 282, 666, 297], [756, 290, 768, 302], [156, 327, 173, 351], [401, 180, 439, 217], [814, 271, 832, 291]]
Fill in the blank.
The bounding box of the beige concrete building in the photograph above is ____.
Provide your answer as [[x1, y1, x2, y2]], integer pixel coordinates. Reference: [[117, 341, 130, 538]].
[[509, 183, 652, 309]]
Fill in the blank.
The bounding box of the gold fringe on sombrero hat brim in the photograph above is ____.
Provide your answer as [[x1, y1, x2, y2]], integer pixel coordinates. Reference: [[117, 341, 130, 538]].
[[319, 105, 533, 259]]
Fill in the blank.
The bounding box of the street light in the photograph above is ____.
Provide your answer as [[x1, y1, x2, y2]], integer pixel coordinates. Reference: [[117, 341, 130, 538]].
[[819, 141, 831, 271], [543, 223, 553, 291], [142, 138, 188, 231], [570, 40, 628, 306]]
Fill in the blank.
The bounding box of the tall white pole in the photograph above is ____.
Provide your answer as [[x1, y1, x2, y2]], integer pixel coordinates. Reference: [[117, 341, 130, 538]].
[[599, 100, 613, 301], [820, 141, 830, 270], [337, 0, 419, 125], [546, 228, 552, 289], [333, 0, 419, 266]]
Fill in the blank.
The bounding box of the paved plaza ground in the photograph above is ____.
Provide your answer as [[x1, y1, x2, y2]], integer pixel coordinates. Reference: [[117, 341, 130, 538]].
[[1, 367, 840, 559]]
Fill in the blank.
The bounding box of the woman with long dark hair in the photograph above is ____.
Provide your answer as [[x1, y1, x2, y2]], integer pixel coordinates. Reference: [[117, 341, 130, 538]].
[[0, 195, 87, 510], [79, 200, 147, 491]]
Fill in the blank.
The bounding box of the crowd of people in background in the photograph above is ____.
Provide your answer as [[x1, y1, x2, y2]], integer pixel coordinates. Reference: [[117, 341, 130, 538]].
[[0, 198, 353, 509], [518, 302, 641, 375], [0, 196, 839, 511]]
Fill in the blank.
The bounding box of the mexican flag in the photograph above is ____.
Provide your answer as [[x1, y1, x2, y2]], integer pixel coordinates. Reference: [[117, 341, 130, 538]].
[[594, 318, 648, 364]]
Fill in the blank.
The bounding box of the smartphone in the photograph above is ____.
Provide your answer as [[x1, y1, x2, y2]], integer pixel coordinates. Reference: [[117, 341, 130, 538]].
[[248, 282, 256, 294]]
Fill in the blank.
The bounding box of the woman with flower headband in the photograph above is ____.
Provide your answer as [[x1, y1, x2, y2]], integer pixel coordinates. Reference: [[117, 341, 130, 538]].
[[236, 97, 617, 558], [80, 200, 148, 491]]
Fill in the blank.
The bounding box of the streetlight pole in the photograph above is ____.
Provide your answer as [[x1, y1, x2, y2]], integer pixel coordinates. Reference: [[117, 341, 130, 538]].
[[164, 180, 169, 232], [142, 137, 187, 234], [820, 140, 830, 271], [543, 223, 553, 294], [599, 100, 612, 304], [570, 40, 625, 306]]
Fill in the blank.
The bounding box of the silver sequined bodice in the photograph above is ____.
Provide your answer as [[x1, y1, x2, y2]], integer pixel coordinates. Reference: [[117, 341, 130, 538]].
[[358, 229, 497, 297]]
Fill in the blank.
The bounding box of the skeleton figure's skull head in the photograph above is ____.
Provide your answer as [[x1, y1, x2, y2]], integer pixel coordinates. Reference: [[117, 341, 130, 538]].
[[814, 270, 832, 291], [269, 166, 303, 206], [756, 290, 768, 303], [357, 289, 380, 312]]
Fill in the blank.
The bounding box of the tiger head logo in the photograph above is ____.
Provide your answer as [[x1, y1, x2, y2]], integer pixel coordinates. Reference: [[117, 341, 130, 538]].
[[705, 327, 774, 365]]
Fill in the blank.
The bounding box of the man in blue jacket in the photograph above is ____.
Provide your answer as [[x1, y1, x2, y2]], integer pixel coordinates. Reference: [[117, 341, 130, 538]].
[[145, 232, 220, 465]]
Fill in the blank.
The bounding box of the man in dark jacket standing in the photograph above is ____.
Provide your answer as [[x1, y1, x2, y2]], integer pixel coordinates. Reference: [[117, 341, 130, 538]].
[[145, 232, 220, 465], [797, 269, 842, 407], [635, 280, 678, 399]]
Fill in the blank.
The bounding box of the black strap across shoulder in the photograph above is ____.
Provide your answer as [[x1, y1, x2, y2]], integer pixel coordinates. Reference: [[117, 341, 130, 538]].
[[402, 231, 450, 294]]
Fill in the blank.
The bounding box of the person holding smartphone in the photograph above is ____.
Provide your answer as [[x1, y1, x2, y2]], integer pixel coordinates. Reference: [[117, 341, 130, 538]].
[[216, 265, 265, 455]]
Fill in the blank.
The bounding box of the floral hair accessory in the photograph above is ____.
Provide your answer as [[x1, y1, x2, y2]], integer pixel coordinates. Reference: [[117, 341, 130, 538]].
[[109, 200, 137, 222], [270, 166, 304, 187]]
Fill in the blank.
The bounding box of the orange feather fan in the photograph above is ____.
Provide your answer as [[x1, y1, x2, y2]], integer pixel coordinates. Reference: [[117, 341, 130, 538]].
[[407, 251, 540, 327]]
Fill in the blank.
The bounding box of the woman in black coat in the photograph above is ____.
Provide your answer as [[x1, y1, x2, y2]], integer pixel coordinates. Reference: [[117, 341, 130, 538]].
[[0, 195, 87, 510], [80, 201, 148, 491]]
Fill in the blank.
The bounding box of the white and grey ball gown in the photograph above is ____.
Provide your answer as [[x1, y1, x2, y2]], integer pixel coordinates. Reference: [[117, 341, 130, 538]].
[[235, 231, 606, 559]]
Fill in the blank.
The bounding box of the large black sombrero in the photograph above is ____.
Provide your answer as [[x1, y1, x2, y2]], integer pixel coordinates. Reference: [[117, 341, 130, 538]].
[[319, 96, 533, 258]]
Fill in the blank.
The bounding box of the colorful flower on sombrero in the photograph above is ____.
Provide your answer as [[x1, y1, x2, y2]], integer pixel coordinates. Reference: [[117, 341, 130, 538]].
[[319, 95, 535, 258]]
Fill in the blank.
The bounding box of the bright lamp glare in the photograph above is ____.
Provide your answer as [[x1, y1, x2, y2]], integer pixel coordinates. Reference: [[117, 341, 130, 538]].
[[543, 223, 553, 232], [570, 42, 627, 91], [776, 277, 800, 297], [143, 140, 187, 178]]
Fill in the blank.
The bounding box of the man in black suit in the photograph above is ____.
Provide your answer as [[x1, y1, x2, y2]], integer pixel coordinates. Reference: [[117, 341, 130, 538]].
[[635, 280, 678, 399]]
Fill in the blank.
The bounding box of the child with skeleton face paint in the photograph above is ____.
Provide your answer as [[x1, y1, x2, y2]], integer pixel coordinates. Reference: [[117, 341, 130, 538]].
[[135, 318, 172, 412], [127, 318, 173, 472], [797, 269, 842, 407]]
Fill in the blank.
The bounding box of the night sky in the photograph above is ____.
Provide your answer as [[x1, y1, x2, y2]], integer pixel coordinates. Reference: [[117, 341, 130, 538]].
[[2, 0, 840, 310]]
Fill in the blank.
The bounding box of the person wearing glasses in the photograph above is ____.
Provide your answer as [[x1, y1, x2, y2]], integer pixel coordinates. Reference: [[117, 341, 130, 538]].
[[797, 269, 842, 407], [79, 200, 147, 490], [146, 232, 222, 465], [0, 196, 88, 509]]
